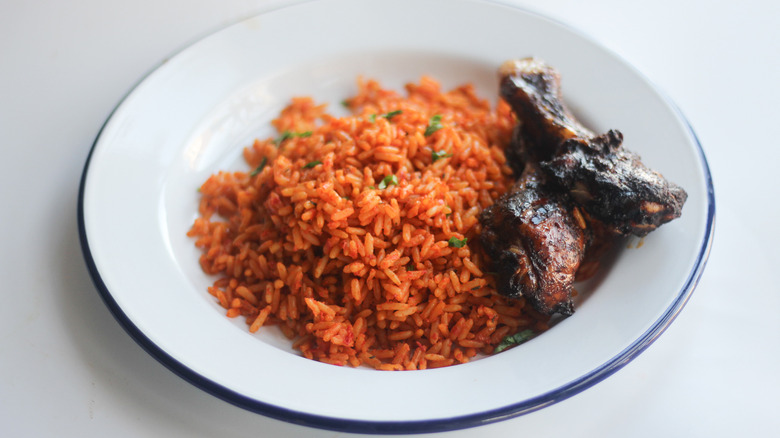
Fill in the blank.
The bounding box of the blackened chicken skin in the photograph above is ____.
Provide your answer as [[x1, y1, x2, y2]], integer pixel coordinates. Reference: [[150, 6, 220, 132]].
[[543, 130, 688, 236], [499, 58, 591, 164], [480, 165, 586, 315], [499, 57, 687, 237]]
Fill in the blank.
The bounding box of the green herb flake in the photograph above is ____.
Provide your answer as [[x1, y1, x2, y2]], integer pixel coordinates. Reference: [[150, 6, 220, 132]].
[[432, 150, 453, 162], [447, 236, 468, 248], [378, 174, 398, 189], [494, 329, 535, 353], [274, 131, 312, 146], [274, 131, 293, 146], [249, 156, 268, 176], [341, 99, 351, 108], [383, 110, 402, 120], [424, 114, 443, 136], [406, 263, 415, 271], [303, 160, 322, 169], [369, 110, 403, 123]]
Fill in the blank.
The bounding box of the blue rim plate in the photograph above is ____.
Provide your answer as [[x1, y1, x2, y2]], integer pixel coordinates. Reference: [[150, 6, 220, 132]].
[[78, 0, 714, 433]]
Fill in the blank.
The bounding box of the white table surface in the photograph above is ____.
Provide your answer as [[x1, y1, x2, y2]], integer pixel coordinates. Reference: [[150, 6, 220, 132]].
[[2, 0, 778, 436]]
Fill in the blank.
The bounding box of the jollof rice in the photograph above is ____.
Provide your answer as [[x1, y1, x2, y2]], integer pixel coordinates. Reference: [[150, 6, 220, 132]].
[[187, 77, 550, 370]]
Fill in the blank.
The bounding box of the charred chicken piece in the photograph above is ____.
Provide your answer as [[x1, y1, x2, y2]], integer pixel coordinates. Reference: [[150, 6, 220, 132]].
[[498, 57, 688, 237], [480, 165, 586, 315], [542, 130, 688, 236], [499, 58, 592, 164]]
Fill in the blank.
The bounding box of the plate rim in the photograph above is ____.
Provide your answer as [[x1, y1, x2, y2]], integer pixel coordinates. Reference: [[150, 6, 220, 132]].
[[77, 0, 716, 433]]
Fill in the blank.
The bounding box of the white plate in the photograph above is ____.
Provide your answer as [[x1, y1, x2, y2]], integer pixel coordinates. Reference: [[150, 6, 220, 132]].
[[78, 0, 714, 433]]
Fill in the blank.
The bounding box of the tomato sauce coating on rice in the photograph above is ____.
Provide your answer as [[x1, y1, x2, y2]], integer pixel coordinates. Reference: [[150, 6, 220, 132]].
[[188, 77, 550, 370]]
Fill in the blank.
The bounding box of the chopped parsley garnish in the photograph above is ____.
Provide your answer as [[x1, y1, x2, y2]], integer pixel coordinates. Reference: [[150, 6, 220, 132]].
[[378, 174, 398, 189], [406, 263, 415, 271], [274, 130, 312, 146], [273, 131, 293, 146], [447, 237, 468, 248], [494, 329, 535, 353], [424, 114, 443, 136], [383, 110, 402, 119], [369, 110, 403, 123], [431, 150, 453, 162], [303, 160, 322, 169], [249, 156, 268, 176], [341, 99, 350, 107]]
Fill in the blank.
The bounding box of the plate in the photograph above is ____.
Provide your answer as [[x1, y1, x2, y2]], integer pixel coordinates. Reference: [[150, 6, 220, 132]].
[[78, 0, 715, 433]]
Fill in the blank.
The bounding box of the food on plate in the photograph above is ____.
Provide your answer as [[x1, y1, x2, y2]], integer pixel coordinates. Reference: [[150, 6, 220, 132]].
[[498, 58, 688, 236], [479, 58, 688, 315], [188, 77, 551, 370], [189, 59, 689, 367], [479, 164, 586, 315]]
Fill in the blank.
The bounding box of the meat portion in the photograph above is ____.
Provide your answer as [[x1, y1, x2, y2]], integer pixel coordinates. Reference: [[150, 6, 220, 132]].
[[498, 57, 687, 237], [480, 165, 587, 315], [542, 130, 688, 236], [479, 58, 689, 316], [499, 58, 592, 164]]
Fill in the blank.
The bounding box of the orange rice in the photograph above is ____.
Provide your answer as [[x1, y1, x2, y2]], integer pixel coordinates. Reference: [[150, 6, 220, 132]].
[[187, 77, 550, 370]]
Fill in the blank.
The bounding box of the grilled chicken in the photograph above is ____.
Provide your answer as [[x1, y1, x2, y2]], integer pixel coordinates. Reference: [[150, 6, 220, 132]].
[[479, 58, 688, 316], [499, 58, 687, 237], [542, 130, 688, 236], [480, 165, 586, 315], [499, 58, 592, 165]]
